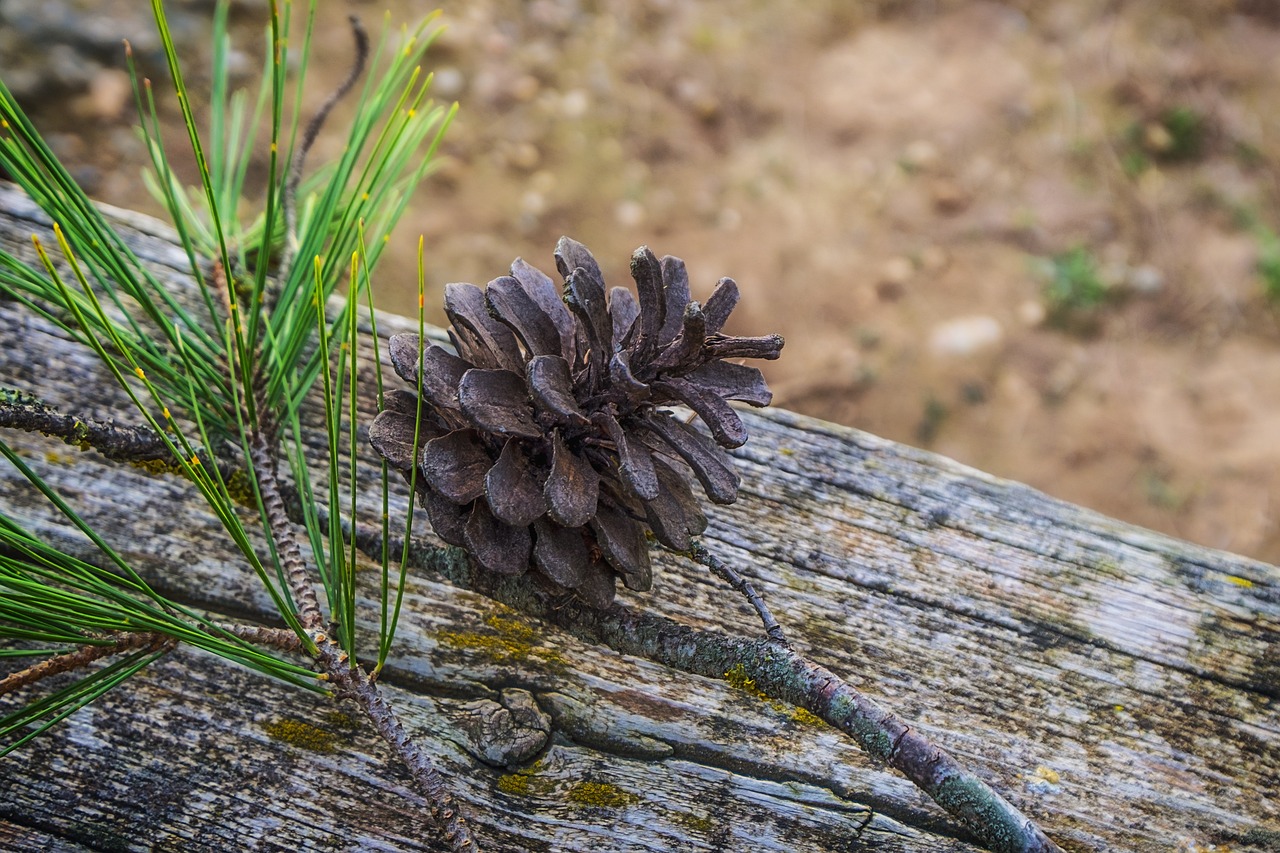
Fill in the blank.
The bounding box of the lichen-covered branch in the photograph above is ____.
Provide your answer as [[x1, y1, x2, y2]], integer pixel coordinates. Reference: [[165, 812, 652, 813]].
[[0, 389, 172, 462], [388, 531, 1063, 853]]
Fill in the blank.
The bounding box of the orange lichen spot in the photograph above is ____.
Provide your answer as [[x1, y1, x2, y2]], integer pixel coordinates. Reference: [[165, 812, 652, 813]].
[[190, 455, 200, 466], [1033, 765, 1060, 785], [134, 367, 146, 380], [418, 293, 425, 309], [162, 407, 171, 420]]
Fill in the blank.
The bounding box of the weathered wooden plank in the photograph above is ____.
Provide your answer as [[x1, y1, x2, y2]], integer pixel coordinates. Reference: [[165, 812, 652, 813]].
[[0, 182, 1277, 852]]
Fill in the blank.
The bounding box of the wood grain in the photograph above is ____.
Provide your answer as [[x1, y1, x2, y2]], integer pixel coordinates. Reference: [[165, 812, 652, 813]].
[[0, 182, 1277, 852]]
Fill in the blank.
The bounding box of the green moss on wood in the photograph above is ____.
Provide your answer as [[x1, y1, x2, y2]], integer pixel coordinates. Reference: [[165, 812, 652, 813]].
[[566, 781, 640, 809], [263, 717, 338, 753], [435, 609, 568, 672], [497, 773, 531, 796]]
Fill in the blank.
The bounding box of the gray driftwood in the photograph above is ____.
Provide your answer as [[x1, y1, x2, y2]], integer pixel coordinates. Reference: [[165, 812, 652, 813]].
[[0, 181, 1277, 852]]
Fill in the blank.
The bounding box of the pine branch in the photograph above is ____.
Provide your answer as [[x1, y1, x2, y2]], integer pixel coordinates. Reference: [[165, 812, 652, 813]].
[[245, 430, 324, 631], [0, 632, 174, 697], [243, 435, 474, 850], [313, 633, 476, 849], [209, 622, 303, 653]]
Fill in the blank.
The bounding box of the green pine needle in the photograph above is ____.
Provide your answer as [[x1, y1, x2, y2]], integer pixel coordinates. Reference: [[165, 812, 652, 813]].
[[0, 0, 454, 752]]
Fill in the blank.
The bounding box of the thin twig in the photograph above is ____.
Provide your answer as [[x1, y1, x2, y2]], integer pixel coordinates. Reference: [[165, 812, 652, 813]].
[[688, 541, 789, 646], [280, 15, 369, 279], [0, 632, 172, 697], [0, 390, 171, 462]]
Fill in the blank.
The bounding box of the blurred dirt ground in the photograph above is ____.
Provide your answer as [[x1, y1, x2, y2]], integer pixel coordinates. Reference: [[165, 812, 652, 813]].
[[11, 0, 1280, 562]]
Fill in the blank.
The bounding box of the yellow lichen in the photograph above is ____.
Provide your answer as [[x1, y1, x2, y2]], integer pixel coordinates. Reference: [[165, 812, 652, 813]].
[[130, 457, 186, 477], [1224, 575, 1254, 589], [223, 468, 261, 509], [727, 664, 829, 725], [790, 707, 826, 727], [497, 774, 531, 796], [485, 612, 538, 644], [496, 760, 551, 797], [435, 610, 567, 672], [724, 663, 768, 699], [566, 781, 640, 808], [263, 718, 338, 753], [1033, 765, 1061, 784], [673, 812, 716, 834]]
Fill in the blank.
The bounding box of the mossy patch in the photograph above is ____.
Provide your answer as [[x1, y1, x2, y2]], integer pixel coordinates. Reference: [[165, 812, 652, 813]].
[[566, 781, 640, 809], [129, 457, 187, 477], [495, 758, 554, 797], [672, 811, 716, 834], [264, 717, 339, 753], [497, 773, 532, 796], [435, 610, 568, 672]]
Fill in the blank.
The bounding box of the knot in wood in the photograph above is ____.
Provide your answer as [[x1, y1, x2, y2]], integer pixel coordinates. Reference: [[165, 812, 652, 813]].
[[458, 688, 551, 768]]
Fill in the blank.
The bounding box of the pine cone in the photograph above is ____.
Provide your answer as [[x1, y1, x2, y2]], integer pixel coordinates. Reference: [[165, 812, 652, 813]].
[[370, 237, 782, 607]]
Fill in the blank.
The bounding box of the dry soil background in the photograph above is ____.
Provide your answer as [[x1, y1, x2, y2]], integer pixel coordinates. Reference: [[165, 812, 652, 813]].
[[10, 0, 1280, 563]]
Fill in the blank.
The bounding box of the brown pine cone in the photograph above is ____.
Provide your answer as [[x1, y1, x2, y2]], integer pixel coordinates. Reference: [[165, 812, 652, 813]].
[[370, 237, 782, 607]]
